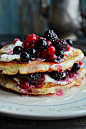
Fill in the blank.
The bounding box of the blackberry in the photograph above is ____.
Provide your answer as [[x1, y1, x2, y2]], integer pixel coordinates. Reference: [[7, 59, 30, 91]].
[[53, 39, 67, 56], [25, 73, 42, 85], [44, 30, 58, 43], [13, 46, 23, 54], [49, 70, 67, 80], [36, 39, 48, 51], [71, 63, 80, 73]]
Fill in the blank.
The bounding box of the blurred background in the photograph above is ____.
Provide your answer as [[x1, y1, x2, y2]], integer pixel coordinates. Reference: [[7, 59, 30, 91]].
[[0, 0, 86, 55]]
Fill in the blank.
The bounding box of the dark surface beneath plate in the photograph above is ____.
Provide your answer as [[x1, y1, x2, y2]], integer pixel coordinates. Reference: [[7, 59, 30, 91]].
[[0, 115, 86, 129]]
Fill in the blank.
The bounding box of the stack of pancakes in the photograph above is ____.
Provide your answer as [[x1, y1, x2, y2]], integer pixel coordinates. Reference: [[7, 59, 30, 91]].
[[0, 32, 85, 95]]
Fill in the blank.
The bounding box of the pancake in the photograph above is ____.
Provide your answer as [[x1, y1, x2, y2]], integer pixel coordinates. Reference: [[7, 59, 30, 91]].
[[0, 44, 84, 75], [0, 30, 85, 95], [0, 68, 85, 95]]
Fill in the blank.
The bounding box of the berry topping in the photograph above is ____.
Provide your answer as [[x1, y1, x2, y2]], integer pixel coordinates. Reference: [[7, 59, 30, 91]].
[[47, 40, 52, 46], [79, 61, 82, 66], [25, 34, 38, 44], [71, 63, 80, 73], [49, 71, 67, 80], [12, 30, 74, 62], [59, 51, 64, 58], [23, 34, 39, 51], [26, 48, 37, 59], [29, 43, 35, 48], [48, 54, 57, 61], [48, 46, 56, 55], [39, 37, 46, 40], [44, 30, 58, 43], [61, 71, 68, 80], [14, 38, 20, 44], [23, 40, 30, 51], [66, 44, 70, 51], [20, 52, 30, 62], [36, 39, 48, 51], [20, 80, 30, 89], [53, 39, 67, 56], [68, 72, 74, 77], [66, 39, 73, 46], [35, 74, 45, 87], [67, 68, 71, 72], [13, 46, 23, 54], [40, 50, 48, 58], [25, 73, 42, 85]]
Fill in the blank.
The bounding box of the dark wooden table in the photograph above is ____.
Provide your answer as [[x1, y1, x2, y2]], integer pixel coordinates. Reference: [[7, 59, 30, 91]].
[[0, 37, 86, 129], [0, 115, 86, 129]]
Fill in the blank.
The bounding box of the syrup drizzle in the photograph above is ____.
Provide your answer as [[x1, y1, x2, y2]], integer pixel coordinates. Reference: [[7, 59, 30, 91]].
[[6, 49, 13, 54]]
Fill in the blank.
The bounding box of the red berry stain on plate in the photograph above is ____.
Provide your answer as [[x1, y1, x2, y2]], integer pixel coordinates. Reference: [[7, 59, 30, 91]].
[[54, 90, 64, 96]]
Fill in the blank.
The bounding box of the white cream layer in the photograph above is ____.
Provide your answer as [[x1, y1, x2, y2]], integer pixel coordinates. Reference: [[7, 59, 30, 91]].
[[0, 43, 73, 62]]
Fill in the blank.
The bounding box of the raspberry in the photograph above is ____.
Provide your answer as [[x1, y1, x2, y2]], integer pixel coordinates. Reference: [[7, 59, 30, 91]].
[[40, 50, 48, 58], [48, 46, 56, 55], [14, 38, 20, 44], [29, 43, 35, 48], [25, 34, 38, 44], [48, 54, 57, 61], [44, 30, 58, 43], [20, 80, 30, 89], [66, 44, 70, 51]]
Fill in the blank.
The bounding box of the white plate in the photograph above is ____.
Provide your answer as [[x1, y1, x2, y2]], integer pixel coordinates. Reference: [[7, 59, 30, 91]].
[[0, 58, 86, 120]]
